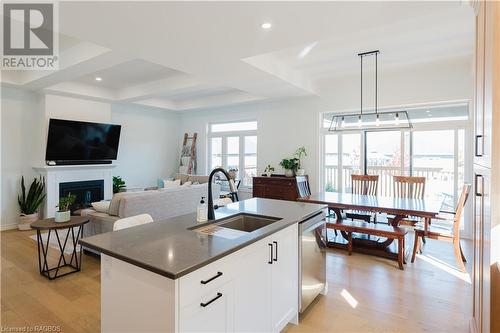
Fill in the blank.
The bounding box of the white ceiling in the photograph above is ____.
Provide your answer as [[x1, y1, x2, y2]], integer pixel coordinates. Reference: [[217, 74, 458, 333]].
[[74, 59, 182, 90], [1, 1, 475, 112]]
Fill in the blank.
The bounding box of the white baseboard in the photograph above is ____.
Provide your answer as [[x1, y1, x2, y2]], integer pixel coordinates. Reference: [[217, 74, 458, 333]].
[[1, 223, 18, 231]]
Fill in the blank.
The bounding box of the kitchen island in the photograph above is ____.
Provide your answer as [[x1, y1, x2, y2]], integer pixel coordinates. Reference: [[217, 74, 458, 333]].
[[80, 198, 326, 333]]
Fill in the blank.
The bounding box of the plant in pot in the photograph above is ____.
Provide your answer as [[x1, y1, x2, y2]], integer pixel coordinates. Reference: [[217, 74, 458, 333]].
[[55, 193, 76, 223], [264, 164, 275, 177], [113, 176, 126, 194], [17, 176, 46, 231], [279, 158, 299, 177], [294, 146, 307, 176]]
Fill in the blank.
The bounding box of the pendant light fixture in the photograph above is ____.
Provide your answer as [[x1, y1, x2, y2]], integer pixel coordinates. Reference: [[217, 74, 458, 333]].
[[329, 50, 412, 131]]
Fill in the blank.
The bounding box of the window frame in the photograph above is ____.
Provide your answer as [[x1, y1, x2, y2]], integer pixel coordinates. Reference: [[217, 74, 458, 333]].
[[207, 120, 258, 188]]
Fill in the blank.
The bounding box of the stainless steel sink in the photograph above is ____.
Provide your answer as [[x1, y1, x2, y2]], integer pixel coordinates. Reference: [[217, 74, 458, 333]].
[[217, 214, 280, 232], [192, 213, 281, 239]]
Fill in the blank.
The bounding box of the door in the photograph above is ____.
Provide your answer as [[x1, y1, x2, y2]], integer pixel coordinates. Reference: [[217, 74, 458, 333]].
[[233, 241, 272, 332], [271, 225, 299, 332], [179, 282, 234, 332], [474, 1, 492, 168], [472, 166, 491, 333]]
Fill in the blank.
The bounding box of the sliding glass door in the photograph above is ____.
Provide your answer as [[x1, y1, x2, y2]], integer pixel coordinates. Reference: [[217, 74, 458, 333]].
[[365, 131, 403, 196], [322, 128, 466, 208]]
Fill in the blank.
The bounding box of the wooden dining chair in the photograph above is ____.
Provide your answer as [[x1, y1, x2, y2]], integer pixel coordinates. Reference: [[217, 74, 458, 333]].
[[296, 176, 311, 199], [345, 175, 379, 223], [411, 184, 471, 272], [393, 176, 426, 199]]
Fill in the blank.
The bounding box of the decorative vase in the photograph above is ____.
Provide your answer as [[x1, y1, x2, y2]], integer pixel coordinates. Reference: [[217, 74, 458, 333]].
[[18, 212, 39, 231], [284, 169, 294, 177], [296, 169, 305, 176], [266, 173, 272, 177], [55, 210, 71, 223]]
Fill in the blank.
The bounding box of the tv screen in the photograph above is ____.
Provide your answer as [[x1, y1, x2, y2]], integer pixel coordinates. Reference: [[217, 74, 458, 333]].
[[45, 119, 121, 161]]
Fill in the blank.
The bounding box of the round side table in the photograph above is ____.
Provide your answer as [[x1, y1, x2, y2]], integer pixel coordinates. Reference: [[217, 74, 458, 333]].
[[31, 216, 89, 280]]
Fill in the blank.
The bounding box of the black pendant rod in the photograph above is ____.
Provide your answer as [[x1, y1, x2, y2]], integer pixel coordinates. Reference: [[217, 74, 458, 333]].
[[375, 51, 378, 114], [360, 53, 363, 115]]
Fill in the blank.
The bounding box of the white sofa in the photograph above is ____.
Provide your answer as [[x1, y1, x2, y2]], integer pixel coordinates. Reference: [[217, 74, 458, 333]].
[[83, 183, 219, 237]]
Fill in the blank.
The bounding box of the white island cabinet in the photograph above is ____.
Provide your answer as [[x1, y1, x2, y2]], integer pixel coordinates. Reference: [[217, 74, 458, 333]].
[[101, 223, 298, 333]]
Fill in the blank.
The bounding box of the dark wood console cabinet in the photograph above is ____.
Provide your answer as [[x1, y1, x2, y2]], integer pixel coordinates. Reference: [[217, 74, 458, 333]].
[[252, 176, 307, 201]]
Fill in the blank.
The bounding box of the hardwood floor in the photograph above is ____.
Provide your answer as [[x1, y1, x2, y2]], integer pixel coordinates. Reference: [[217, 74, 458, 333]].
[[1, 229, 471, 332]]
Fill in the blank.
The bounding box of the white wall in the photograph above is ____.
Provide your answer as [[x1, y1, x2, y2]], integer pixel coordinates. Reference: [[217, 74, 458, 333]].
[[1, 89, 180, 229], [178, 57, 474, 195], [1, 88, 44, 230], [111, 103, 180, 188]]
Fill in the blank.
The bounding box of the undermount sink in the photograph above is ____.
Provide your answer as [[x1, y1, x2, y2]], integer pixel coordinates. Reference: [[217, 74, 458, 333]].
[[192, 213, 281, 239], [217, 214, 280, 232]]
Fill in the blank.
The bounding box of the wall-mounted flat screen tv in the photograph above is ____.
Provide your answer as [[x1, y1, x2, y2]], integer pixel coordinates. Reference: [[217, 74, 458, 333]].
[[45, 118, 121, 162]]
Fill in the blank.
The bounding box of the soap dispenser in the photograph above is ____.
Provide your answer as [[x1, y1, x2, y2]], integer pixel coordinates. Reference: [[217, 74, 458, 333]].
[[197, 196, 208, 222]]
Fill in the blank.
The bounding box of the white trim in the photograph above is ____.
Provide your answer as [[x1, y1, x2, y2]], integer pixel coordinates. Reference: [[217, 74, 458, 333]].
[[1, 223, 18, 231]]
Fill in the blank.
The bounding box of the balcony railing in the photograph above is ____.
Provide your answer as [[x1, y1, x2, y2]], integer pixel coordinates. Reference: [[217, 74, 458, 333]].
[[324, 165, 454, 198]]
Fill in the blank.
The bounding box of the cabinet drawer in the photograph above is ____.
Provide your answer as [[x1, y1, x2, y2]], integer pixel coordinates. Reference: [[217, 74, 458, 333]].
[[179, 281, 234, 333], [179, 257, 232, 307]]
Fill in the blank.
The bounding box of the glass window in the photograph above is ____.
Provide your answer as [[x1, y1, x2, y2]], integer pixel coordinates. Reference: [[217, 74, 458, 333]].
[[244, 136, 257, 187], [342, 133, 361, 192], [412, 130, 455, 203], [366, 131, 402, 196], [210, 121, 257, 133], [324, 134, 338, 192], [210, 137, 222, 170], [208, 121, 257, 188]]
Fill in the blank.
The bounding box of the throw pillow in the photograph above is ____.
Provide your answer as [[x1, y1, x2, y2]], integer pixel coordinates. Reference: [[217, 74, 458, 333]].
[[91, 200, 111, 213], [182, 181, 192, 187], [163, 179, 181, 189]]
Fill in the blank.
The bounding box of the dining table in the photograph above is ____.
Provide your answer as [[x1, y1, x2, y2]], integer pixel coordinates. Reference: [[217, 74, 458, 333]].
[[298, 191, 444, 262]]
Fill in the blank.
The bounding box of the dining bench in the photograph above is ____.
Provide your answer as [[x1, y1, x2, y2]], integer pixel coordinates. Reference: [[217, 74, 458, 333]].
[[328, 220, 408, 270]]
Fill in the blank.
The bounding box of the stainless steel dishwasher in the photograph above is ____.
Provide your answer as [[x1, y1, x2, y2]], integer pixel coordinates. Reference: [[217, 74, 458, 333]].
[[299, 211, 327, 313]]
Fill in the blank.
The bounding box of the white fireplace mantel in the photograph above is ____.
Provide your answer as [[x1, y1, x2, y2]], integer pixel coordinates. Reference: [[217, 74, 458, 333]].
[[33, 164, 116, 218]]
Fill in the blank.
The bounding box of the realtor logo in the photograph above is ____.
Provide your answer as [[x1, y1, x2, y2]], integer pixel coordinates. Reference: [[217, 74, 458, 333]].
[[2, 2, 59, 70]]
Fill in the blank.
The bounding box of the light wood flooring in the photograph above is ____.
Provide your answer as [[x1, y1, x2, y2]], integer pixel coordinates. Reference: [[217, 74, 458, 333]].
[[1, 229, 471, 333]]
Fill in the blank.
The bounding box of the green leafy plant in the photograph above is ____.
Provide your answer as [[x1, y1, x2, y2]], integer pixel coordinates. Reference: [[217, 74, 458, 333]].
[[18, 176, 46, 215], [57, 193, 76, 212], [264, 164, 275, 173], [294, 146, 307, 169], [279, 158, 299, 171], [113, 176, 126, 194]]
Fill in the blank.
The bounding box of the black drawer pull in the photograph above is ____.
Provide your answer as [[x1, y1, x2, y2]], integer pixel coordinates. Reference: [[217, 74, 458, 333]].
[[200, 292, 222, 307], [268, 243, 273, 264], [200, 272, 223, 285], [273, 241, 278, 262]]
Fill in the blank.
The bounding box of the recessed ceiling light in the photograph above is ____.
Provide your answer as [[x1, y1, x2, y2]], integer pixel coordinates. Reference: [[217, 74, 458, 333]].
[[95, 77, 102, 82], [261, 22, 272, 30], [426, 110, 430, 113]]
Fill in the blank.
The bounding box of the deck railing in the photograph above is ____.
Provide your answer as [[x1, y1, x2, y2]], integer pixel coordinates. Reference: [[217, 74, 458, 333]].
[[324, 165, 454, 197]]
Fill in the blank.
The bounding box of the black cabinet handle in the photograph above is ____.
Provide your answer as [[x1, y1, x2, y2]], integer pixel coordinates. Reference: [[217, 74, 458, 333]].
[[200, 292, 223, 307], [200, 271, 223, 285], [273, 241, 278, 262], [475, 174, 484, 197], [475, 135, 484, 157], [268, 243, 273, 264]]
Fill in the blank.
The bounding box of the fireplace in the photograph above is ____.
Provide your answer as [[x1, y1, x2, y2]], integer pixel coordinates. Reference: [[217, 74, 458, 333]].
[[59, 180, 104, 212]]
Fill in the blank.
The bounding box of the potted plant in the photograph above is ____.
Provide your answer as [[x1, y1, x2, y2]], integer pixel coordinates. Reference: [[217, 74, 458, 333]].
[[113, 176, 126, 194], [280, 158, 299, 177], [264, 164, 275, 177], [17, 176, 46, 230], [55, 193, 76, 223], [294, 146, 307, 176]]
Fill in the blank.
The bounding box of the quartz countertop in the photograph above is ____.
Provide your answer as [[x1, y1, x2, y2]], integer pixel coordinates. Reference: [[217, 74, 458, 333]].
[[79, 198, 325, 279]]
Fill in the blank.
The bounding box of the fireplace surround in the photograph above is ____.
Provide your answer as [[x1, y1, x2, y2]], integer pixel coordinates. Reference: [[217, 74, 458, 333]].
[[33, 164, 114, 218]]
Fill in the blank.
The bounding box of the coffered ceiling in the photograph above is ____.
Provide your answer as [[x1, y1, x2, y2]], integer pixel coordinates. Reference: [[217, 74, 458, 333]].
[[1, 1, 475, 112]]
